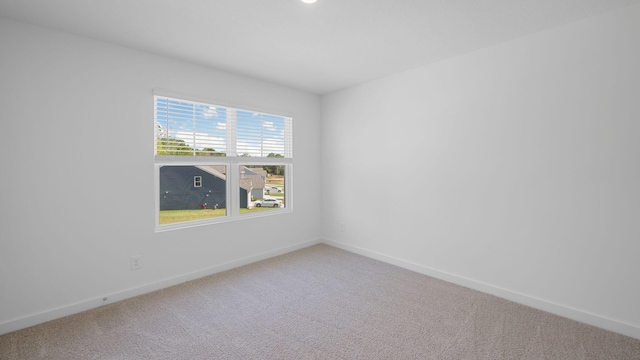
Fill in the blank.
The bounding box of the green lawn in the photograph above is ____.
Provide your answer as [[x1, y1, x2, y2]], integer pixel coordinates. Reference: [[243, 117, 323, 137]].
[[267, 175, 285, 186], [160, 176, 286, 225], [265, 175, 285, 200], [267, 192, 284, 200], [160, 207, 280, 225]]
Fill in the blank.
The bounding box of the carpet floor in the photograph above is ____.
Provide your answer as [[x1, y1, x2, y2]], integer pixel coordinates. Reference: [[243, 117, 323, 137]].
[[1, 244, 639, 359]]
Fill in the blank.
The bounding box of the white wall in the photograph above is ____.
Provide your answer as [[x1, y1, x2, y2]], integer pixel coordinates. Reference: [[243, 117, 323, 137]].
[[2, 3, 640, 339], [322, 4, 640, 338], [0, 17, 322, 334]]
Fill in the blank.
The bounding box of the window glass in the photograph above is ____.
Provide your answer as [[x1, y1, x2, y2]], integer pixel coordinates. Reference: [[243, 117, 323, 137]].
[[239, 165, 286, 214], [159, 165, 227, 225], [155, 97, 227, 156], [154, 94, 292, 230]]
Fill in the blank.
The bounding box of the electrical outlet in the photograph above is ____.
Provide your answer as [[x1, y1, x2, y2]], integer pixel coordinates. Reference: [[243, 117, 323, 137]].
[[339, 222, 346, 232], [130, 255, 142, 270]]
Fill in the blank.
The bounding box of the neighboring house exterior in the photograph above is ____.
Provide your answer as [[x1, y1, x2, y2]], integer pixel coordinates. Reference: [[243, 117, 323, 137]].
[[241, 167, 267, 200], [159, 165, 265, 210]]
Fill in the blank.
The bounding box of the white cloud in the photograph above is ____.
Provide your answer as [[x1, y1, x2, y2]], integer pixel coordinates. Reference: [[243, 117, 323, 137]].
[[236, 141, 263, 157], [175, 131, 225, 151], [201, 106, 218, 118]]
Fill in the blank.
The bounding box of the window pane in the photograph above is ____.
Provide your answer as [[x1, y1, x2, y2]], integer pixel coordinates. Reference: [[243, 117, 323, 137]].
[[235, 111, 292, 158], [239, 165, 285, 214], [154, 94, 292, 230], [155, 96, 227, 156], [159, 165, 227, 224]]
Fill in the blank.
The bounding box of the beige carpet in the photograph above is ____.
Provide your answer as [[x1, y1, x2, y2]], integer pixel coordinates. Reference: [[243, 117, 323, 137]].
[[1, 244, 639, 359]]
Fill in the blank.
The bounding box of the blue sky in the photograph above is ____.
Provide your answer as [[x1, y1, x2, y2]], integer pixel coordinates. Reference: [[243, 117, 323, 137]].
[[155, 97, 288, 157]]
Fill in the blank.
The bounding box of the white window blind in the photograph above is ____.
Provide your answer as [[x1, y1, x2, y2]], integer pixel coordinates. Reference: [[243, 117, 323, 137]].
[[235, 110, 293, 158], [154, 96, 292, 158]]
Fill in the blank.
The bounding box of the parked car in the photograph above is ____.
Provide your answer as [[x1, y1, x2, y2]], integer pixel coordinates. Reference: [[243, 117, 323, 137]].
[[265, 186, 283, 194], [255, 198, 282, 208]]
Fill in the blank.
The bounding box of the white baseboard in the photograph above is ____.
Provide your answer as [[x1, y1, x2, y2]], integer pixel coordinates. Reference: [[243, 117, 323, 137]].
[[0, 238, 321, 336], [4, 237, 638, 340], [321, 238, 640, 340]]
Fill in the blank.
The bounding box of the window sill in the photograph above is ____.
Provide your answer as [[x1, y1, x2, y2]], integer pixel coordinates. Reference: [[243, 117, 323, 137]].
[[154, 207, 292, 233]]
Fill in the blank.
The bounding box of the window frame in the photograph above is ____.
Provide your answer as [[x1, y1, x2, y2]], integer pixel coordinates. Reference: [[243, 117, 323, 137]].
[[153, 90, 293, 232], [193, 176, 202, 188]]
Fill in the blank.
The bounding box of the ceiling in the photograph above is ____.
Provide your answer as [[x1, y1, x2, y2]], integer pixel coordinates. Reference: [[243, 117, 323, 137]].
[[1, 0, 639, 95]]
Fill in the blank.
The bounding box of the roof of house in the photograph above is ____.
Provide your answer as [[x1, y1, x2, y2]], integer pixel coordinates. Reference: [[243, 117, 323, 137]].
[[196, 165, 226, 179], [241, 174, 265, 191], [197, 165, 260, 191]]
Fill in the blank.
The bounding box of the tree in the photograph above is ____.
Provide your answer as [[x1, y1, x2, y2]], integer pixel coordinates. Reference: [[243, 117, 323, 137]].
[[157, 137, 225, 156], [156, 137, 194, 155], [197, 148, 226, 156], [265, 153, 285, 176]]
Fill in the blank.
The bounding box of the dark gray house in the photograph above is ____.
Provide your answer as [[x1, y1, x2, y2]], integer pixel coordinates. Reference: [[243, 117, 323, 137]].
[[160, 165, 264, 210]]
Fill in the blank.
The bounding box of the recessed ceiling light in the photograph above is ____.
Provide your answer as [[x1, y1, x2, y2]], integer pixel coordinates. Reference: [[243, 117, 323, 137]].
[[301, 0, 317, 4]]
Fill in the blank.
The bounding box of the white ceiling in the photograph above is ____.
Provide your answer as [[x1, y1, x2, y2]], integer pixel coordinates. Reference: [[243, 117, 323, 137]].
[[1, 0, 639, 95]]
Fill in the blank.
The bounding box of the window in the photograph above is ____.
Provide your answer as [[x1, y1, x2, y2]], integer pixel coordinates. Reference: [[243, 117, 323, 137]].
[[240, 165, 286, 214], [154, 94, 292, 230]]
